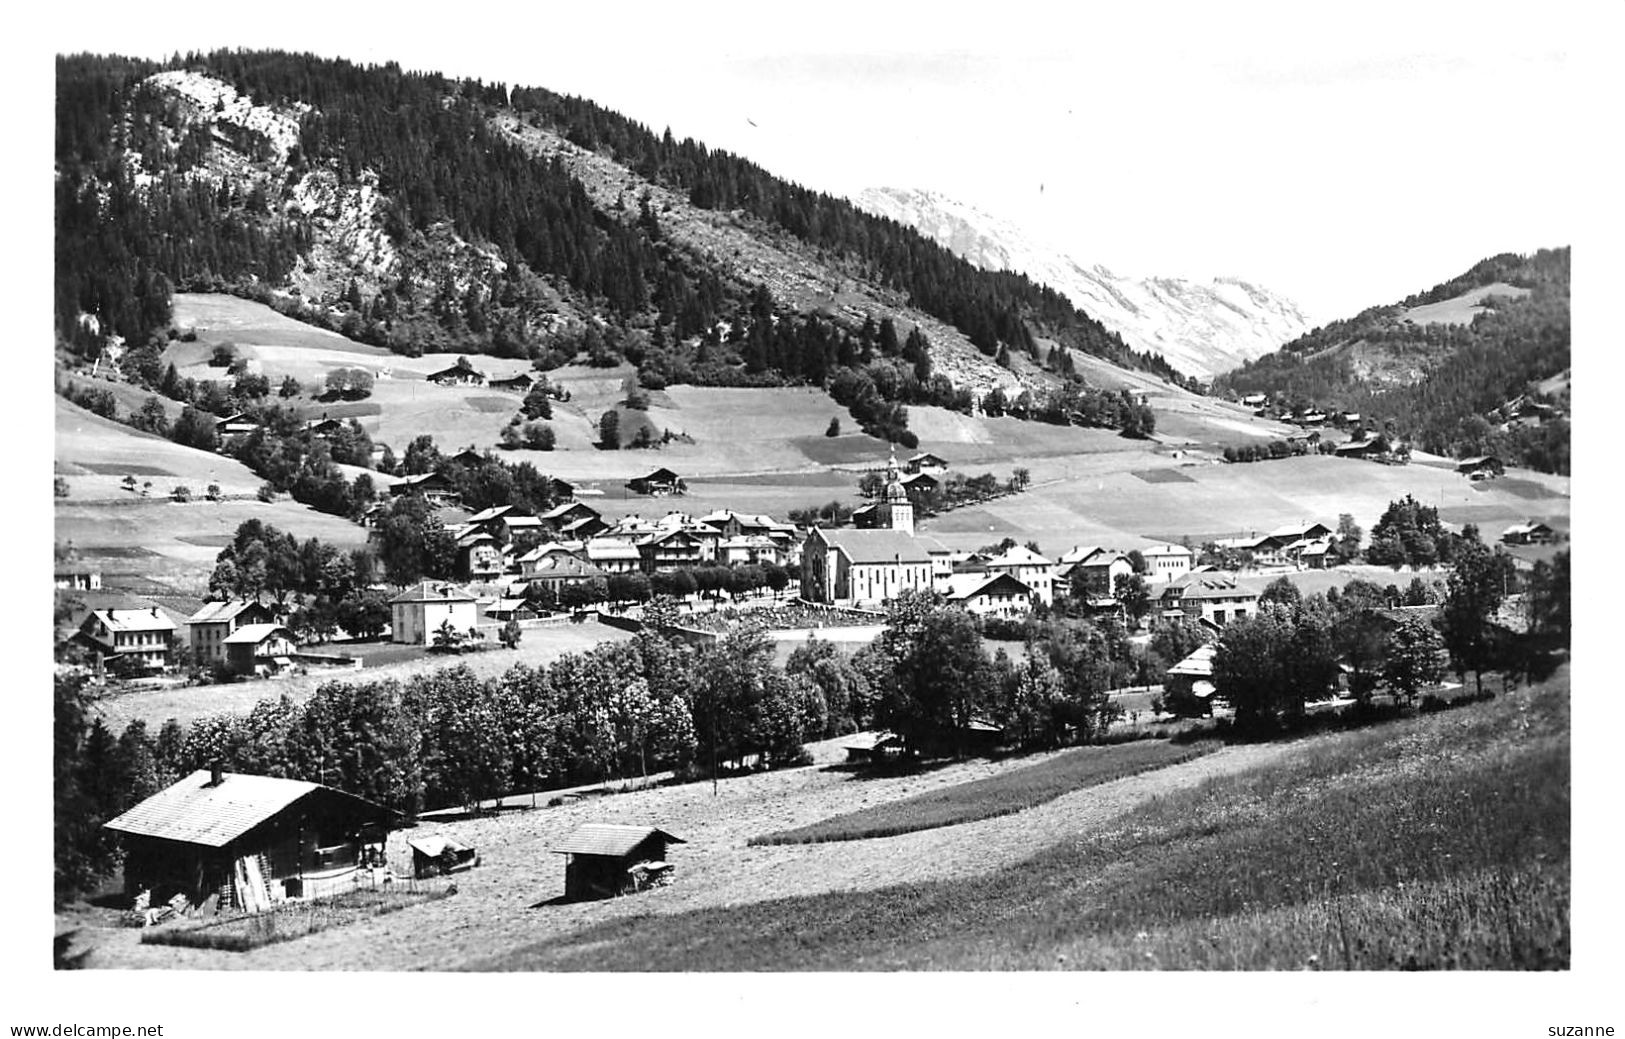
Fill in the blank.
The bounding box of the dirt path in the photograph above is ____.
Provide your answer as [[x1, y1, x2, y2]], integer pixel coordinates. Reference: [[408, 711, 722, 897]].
[[64, 740, 1298, 971]]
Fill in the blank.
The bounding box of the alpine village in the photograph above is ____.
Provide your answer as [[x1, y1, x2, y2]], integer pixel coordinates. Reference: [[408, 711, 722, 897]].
[[51, 51, 1571, 973]]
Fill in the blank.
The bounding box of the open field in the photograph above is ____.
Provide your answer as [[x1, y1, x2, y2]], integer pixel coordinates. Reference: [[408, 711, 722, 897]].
[[55, 397, 263, 499], [91, 620, 640, 733], [753, 739, 1216, 844], [1402, 282, 1532, 326], [62, 669, 1566, 970]]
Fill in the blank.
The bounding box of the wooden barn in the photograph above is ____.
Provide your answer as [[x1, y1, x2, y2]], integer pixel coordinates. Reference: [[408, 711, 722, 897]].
[[406, 834, 480, 879], [551, 823, 684, 900], [104, 765, 395, 912]]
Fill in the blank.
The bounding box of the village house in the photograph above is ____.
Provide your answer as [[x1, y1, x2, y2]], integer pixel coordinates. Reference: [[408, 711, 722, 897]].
[[77, 607, 178, 672], [547, 477, 577, 502], [450, 447, 487, 468], [584, 538, 643, 575], [626, 468, 686, 496], [222, 623, 298, 677], [801, 528, 938, 608], [1502, 521, 1556, 545], [1456, 455, 1506, 478], [1159, 572, 1260, 628], [104, 765, 395, 912], [983, 544, 1055, 606], [900, 471, 940, 498], [540, 501, 605, 538], [905, 452, 950, 476], [944, 571, 1036, 619], [1140, 543, 1194, 584], [388, 471, 462, 508], [638, 527, 705, 572], [522, 553, 609, 597], [488, 372, 534, 392], [1062, 547, 1134, 601], [186, 599, 278, 665], [426, 360, 486, 386], [552, 823, 685, 901], [214, 412, 261, 437], [389, 581, 479, 645], [451, 527, 506, 582], [304, 416, 344, 438]]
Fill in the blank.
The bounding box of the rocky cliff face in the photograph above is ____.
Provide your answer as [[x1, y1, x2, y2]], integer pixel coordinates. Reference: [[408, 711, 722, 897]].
[[856, 187, 1309, 381]]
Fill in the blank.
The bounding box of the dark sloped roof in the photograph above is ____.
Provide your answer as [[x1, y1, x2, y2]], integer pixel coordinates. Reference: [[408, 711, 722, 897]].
[[104, 770, 357, 848], [551, 823, 685, 858]]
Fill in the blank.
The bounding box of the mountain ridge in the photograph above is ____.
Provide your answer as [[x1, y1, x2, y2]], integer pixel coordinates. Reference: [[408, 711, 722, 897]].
[[854, 187, 1309, 381]]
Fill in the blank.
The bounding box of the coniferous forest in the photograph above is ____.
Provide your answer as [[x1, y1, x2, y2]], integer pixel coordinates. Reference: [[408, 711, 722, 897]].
[[55, 50, 1190, 447], [1216, 248, 1570, 473]]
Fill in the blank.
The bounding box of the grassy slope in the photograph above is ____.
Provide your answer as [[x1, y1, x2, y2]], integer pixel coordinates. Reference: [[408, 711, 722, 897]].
[[72, 294, 1568, 575], [475, 669, 1569, 971], [752, 740, 1215, 844]]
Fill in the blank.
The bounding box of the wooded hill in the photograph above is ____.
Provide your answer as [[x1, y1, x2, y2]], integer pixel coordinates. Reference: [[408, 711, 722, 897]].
[[54, 51, 1186, 445], [1215, 248, 1570, 473]]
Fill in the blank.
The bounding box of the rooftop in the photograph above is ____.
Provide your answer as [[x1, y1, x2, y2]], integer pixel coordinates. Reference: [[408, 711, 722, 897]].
[[551, 823, 685, 858], [104, 770, 387, 848]]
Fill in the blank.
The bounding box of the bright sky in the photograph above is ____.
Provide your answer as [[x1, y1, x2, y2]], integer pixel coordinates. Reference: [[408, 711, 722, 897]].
[[42, 0, 1611, 322]]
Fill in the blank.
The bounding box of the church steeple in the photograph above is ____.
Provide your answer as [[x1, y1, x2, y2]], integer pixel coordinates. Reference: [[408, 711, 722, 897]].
[[878, 445, 914, 534]]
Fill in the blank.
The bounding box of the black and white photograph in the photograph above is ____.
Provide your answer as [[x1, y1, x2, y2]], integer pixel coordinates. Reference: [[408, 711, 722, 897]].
[[17, 0, 1617, 1032]]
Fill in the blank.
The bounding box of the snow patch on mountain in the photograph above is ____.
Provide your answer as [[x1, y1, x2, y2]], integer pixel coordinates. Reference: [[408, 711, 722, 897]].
[[856, 188, 1309, 381]]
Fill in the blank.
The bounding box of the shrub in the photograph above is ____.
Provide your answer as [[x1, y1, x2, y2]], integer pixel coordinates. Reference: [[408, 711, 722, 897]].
[[171, 485, 192, 503]]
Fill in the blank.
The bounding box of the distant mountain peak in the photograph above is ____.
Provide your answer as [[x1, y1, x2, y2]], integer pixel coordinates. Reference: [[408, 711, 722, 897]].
[[854, 187, 1309, 380]]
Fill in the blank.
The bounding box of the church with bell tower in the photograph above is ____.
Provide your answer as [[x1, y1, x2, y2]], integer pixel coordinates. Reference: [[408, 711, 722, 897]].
[[873, 447, 915, 535]]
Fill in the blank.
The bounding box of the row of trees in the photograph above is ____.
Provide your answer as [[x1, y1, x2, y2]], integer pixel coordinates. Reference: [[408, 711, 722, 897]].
[[1208, 528, 1551, 729]]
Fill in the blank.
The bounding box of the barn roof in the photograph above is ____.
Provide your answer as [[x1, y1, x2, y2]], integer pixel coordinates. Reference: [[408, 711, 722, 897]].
[[221, 623, 291, 645], [103, 770, 387, 848], [551, 823, 685, 858]]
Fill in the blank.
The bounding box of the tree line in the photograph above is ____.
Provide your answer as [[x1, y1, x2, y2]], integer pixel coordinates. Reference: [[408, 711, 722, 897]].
[[1217, 248, 1569, 473]]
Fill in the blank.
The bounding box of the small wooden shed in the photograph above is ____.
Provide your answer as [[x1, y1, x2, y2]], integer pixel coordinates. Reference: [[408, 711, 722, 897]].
[[551, 823, 685, 901], [406, 833, 480, 878]]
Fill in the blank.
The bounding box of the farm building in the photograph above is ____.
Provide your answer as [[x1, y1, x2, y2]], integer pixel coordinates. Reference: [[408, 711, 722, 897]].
[[1162, 642, 1218, 717], [389, 581, 480, 645], [76, 607, 177, 672], [221, 623, 298, 677], [1456, 455, 1505, 476], [214, 412, 261, 437], [186, 599, 277, 664], [407, 834, 480, 878], [426, 361, 485, 386], [450, 447, 488, 468], [388, 471, 462, 507], [626, 468, 686, 496], [540, 500, 604, 536], [305, 416, 344, 438], [1502, 521, 1556, 545], [488, 372, 534, 392], [900, 471, 940, 497], [551, 823, 685, 900], [905, 452, 950, 475], [104, 765, 394, 911], [548, 477, 576, 501]]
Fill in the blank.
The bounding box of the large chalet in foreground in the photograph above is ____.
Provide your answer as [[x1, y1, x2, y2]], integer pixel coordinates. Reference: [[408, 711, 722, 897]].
[[104, 766, 394, 911]]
